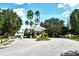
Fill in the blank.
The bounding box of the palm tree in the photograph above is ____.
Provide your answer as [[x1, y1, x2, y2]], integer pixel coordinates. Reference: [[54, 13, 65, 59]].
[[35, 10, 40, 17], [25, 21, 29, 25], [27, 10, 34, 27], [35, 10, 40, 26], [26, 10, 34, 38]]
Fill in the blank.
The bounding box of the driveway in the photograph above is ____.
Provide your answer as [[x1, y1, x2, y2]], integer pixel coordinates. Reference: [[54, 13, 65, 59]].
[[0, 38, 79, 56]]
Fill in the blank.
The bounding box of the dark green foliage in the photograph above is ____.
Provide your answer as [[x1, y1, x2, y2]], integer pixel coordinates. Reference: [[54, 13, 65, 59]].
[[25, 21, 29, 25], [24, 29, 30, 38], [27, 10, 34, 20], [70, 9, 79, 34], [24, 29, 37, 38], [35, 10, 40, 16], [61, 26, 69, 35], [25, 10, 40, 38], [0, 9, 22, 38], [26, 10, 34, 26], [40, 18, 66, 37], [34, 18, 40, 25], [30, 21, 34, 26], [35, 10, 40, 25], [25, 10, 34, 38]]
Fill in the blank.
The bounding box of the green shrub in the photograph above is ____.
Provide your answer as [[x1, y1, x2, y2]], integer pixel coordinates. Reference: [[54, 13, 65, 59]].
[[37, 35, 50, 41], [37, 31, 50, 41], [63, 34, 79, 41], [32, 36, 37, 39], [72, 35, 79, 41], [24, 29, 31, 38]]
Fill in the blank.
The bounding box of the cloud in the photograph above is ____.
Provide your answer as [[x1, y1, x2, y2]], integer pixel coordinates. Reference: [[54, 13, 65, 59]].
[[57, 3, 79, 19], [57, 3, 79, 26], [14, 2, 24, 5], [13, 8, 27, 30], [57, 3, 79, 9], [64, 3, 78, 8], [57, 3, 65, 8], [13, 8, 26, 17], [62, 11, 70, 18], [57, 3, 79, 12]]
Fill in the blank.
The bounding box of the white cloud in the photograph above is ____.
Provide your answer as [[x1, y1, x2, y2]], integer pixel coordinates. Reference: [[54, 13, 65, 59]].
[[13, 8, 27, 30], [13, 8, 26, 17], [63, 3, 79, 18], [14, 3, 24, 5], [13, 8, 27, 22], [62, 11, 70, 18], [57, 3, 79, 11], [57, 3, 79, 26], [57, 3, 65, 8], [57, 3, 79, 19], [64, 3, 78, 8]]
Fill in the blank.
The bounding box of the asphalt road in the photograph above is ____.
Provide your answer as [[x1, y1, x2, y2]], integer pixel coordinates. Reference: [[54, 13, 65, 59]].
[[0, 38, 79, 56]]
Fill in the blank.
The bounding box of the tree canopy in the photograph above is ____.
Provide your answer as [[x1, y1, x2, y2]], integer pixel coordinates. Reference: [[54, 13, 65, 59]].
[[35, 10, 40, 25], [40, 18, 65, 37], [0, 9, 22, 37], [70, 9, 79, 34], [26, 10, 34, 26]]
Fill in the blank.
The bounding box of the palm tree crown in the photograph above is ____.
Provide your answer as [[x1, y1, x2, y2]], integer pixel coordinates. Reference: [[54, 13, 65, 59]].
[[35, 10, 40, 17], [27, 10, 34, 20]]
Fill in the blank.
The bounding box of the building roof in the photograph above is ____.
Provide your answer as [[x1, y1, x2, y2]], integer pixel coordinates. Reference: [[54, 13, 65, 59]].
[[27, 25, 45, 32]]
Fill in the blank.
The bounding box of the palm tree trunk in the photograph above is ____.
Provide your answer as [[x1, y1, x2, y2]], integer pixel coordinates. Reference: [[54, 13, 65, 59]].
[[29, 19, 32, 39]]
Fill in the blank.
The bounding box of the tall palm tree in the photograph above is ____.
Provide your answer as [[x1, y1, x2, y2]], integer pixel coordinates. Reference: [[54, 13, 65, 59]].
[[35, 10, 40, 26], [27, 10, 34, 27], [26, 10, 34, 38]]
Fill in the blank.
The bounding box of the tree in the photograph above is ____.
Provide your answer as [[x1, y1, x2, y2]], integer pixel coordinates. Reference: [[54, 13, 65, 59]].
[[26, 10, 34, 38], [35, 10, 40, 26], [0, 9, 22, 38], [0, 9, 4, 29], [70, 9, 79, 34], [27, 10, 34, 26], [40, 18, 65, 37], [25, 21, 29, 25]]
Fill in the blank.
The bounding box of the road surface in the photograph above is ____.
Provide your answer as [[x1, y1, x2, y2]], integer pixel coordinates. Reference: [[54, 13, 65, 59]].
[[0, 38, 79, 56]]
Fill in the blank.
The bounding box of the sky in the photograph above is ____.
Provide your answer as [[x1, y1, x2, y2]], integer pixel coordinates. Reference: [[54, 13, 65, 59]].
[[0, 3, 79, 30]]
